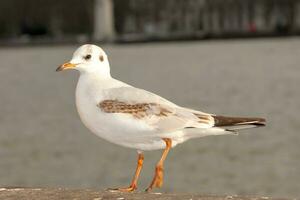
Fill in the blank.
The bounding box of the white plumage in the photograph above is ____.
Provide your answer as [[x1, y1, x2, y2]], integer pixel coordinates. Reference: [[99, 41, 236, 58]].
[[56, 44, 265, 151], [57, 44, 265, 191]]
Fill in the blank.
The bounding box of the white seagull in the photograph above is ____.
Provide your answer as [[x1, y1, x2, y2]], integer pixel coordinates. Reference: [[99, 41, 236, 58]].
[[56, 44, 266, 192]]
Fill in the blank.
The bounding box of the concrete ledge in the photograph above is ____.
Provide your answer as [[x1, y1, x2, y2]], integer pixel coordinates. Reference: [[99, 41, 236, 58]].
[[0, 188, 286, 200]]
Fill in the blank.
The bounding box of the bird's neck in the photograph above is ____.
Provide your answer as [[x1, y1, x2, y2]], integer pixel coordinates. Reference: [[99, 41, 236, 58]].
[[77, 72, 127, 92], [79, 65, 111, 78]]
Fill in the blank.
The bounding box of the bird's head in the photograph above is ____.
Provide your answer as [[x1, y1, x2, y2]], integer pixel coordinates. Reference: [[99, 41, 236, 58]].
[[57, 44, 111, 77]]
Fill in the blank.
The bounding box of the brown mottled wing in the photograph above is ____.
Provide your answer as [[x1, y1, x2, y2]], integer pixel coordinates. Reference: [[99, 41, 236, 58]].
[[97, 101, 214, 132], [98, 99, 193, 132], [97, 87, 215, 132], [98, 100, 172, 119]]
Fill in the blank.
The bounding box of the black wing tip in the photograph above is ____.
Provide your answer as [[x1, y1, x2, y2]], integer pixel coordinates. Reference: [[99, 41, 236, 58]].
[[213, 115, 266, 127], [253, 119, 266, 126], [251, 118, 266, 127]]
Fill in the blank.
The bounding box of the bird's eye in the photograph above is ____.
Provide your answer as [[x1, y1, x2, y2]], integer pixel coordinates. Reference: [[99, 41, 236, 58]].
[[84, 54, 92, 60]]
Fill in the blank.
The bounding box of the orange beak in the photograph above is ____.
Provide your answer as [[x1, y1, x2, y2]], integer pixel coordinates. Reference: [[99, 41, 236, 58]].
[[56, 62, 77, 72]]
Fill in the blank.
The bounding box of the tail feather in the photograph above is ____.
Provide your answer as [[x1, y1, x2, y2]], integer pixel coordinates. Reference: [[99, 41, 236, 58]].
[[212, 115, 266, 131]]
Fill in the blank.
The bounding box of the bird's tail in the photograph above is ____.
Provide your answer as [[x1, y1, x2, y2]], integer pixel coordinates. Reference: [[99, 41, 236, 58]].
[[212, 115, 266, 132]]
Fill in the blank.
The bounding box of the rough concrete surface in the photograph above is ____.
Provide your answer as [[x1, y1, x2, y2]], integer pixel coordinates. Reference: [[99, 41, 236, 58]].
[[0, 188, 288, 200]]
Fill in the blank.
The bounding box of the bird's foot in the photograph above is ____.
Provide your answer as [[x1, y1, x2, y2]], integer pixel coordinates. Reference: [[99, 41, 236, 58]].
[[107, 184, 137, 192], [145, 165, 163, 192]]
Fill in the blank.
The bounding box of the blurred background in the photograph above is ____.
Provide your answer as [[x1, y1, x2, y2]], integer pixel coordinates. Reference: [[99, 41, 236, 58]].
[[0, 0, 299, 198]]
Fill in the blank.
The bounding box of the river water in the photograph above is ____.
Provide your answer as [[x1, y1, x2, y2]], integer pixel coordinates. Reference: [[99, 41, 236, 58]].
[[0, 38, 299, 198]]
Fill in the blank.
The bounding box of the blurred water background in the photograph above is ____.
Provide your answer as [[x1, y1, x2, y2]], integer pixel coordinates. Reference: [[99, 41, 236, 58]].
[[0, 37, 299, 198], [1, 0, 300, 198]]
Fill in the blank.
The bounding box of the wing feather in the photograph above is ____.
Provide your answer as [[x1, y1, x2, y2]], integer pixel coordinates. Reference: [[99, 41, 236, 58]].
[[98, 87, 214, 132]]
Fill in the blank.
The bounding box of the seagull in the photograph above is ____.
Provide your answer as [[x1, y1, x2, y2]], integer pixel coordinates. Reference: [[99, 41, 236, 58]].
[[56, 44, 266, 192]]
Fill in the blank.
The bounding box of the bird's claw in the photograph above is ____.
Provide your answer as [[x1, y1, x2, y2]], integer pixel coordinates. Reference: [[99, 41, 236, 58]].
[[145, 166, 164, 192], [107, 185, 137, 192]]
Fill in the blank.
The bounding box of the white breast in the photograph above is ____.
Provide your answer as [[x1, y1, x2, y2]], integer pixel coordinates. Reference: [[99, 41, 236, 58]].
[[75, 74, 168, 150]]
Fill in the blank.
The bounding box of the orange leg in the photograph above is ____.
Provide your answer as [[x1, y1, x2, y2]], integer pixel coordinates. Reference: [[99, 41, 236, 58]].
[[110, 152, 144, 192], [146, 138, 172, 192]]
